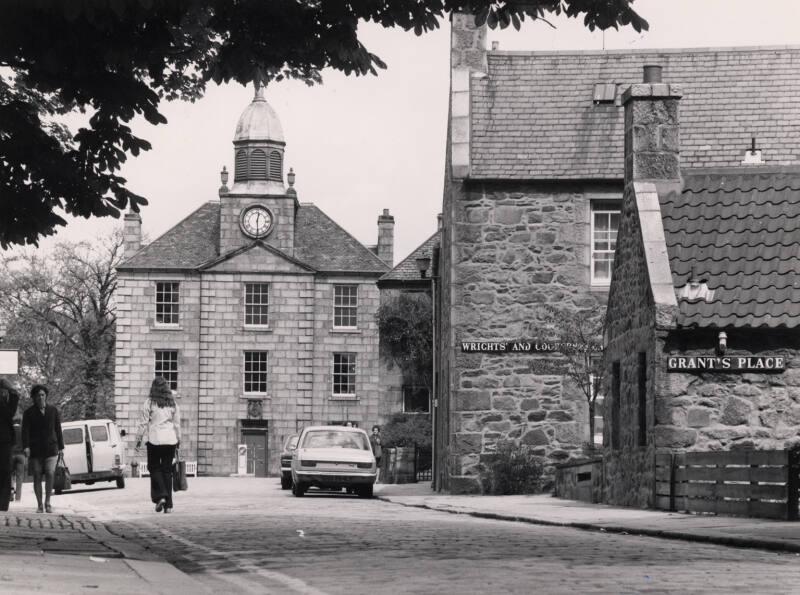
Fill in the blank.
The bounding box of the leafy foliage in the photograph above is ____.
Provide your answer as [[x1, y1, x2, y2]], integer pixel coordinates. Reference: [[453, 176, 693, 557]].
[[0, 234, 122, 420], [381, 413, 432, 450], [0, 1, 647, 247], [376, 292, 432, 390], [540, 304, 605, 448], [481, 440, 544, 495]]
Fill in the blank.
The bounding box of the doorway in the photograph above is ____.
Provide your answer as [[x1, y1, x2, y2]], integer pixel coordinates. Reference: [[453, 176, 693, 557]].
[[241, 425, 268, 477]]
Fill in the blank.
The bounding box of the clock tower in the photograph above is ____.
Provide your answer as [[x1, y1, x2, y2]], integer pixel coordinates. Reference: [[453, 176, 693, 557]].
[[219, 84, 298, 256]]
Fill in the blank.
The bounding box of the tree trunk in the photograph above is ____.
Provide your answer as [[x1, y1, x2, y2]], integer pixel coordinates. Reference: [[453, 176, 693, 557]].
[[588, 400, 596, 449]]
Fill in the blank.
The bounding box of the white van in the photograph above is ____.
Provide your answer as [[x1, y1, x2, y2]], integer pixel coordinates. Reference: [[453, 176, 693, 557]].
[[59, 419, 127, 493]]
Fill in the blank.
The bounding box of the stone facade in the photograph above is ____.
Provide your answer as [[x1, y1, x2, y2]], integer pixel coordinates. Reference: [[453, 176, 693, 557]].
[[115, 91, 391, 477]]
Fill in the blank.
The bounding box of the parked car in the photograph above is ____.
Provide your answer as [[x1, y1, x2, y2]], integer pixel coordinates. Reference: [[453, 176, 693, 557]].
[[280, 433, 299, 489], [59, 419, 127, 493], [291, 425, 377, 498]]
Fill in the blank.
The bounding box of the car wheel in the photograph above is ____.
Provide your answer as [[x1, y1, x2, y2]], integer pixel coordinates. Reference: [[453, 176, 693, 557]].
[[116, 477, 126, 489], [357, 485, 373, 499], [293, 482, 306, 497], [281, 476, 292, 490]]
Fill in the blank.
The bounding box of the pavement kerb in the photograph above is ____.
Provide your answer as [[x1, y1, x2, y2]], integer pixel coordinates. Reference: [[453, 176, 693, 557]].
[[376, 496, 800, 555]]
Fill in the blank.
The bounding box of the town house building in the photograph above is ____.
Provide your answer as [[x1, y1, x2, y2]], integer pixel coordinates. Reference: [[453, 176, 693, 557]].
[[436, 13, 800, 493], [115, 88, 392, 476]]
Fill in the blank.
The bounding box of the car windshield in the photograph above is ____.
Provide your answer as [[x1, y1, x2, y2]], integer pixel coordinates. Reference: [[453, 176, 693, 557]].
[[302, 430, 369, 450]]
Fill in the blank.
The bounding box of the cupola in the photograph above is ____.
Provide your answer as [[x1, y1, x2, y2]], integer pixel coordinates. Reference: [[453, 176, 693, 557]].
[[230, 84, 286, 195]]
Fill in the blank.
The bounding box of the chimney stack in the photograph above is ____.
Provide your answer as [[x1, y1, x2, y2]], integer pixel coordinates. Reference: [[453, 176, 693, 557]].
[[451, 13, 487, 72], [377, 209, 395, 267], [124, 210, 142, 256], [622, 65, 682, 192]]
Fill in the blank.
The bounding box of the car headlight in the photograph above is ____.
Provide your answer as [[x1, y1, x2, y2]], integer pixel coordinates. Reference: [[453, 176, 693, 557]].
[[356, 462, 373, 469], [300, 460, 317, 467]]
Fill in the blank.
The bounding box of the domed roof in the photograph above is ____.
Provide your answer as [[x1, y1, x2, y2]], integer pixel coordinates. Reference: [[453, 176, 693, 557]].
[[233, 86, 285, 143]]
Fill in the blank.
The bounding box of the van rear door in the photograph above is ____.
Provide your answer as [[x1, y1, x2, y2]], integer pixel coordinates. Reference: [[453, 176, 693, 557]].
[[89, 422, 114, 472], [62, 426, 89, 475]]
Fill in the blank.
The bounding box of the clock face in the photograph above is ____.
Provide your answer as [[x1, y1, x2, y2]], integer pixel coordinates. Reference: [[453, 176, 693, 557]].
[[240, 205, 274, 239]]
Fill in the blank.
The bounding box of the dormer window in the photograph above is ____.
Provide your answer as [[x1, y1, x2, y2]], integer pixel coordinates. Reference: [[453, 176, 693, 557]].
[[676, 279, 715, 302]]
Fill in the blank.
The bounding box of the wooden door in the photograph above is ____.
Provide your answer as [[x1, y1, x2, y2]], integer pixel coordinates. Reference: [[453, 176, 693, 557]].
[[243, 430, 268, 477]]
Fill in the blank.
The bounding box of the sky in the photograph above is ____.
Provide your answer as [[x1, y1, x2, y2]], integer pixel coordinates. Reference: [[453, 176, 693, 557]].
[[35, 0, 800, 265]]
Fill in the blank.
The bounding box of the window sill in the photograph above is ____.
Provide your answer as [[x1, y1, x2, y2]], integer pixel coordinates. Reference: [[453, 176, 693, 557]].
[[589, 284, 611, 293], [241, 394, 270, 399], [329, 395, 359, 401], [331, 328, 361, 334], [243, 326, 273, 333], [152, 325, 183, 332]]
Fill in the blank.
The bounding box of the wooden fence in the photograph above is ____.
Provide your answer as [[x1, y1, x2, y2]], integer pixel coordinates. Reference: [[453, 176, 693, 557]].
[[655, 449, 800, 520]]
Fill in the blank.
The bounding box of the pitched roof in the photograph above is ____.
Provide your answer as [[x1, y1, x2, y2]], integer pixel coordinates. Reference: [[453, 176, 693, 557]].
[[471, 46, 800, 180], [119, 201, 220, 270], [659, 168, 800, 329], [118, 201, 389, 275], [380, 231, 441, 283], [294, 204, 389, 274]]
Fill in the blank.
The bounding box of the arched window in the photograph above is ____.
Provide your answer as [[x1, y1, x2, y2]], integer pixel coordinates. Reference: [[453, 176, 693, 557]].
[[250, 149, 267, 180], [234, 150, 248, 181], [269, 151, 282, 181]]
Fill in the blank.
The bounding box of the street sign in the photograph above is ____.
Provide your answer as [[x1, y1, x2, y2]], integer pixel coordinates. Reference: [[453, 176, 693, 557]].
[[0, 349, 19, 375], [667, 356, 785, 372]]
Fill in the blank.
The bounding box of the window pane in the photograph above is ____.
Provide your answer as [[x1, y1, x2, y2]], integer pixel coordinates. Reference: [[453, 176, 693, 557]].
[[244, 283, 270, 326], [591, 205, 621, 284], [63, 428, 83, 445], [90, 425, 109, 442], [244, 351, 268, 393], [155, 282, 180, 324], [333, 285, 358, 328], [332, 353, 356, 394], [154, 350, 178, 391]]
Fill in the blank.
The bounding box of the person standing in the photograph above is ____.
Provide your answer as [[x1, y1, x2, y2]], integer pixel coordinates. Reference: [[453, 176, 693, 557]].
[[370, 425, 382, 483], [0, 379, 21, 511], [11, 418, 25, 502], [135, 377, 181, 513], [21, 384, 63, 513]]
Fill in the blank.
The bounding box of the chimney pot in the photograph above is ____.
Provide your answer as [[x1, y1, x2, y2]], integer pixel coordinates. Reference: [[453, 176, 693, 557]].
[[491, 41, 499, 50], [643, 65, 662, 83]]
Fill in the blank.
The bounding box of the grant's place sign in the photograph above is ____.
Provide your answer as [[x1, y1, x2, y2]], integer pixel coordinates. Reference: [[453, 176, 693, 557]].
[[667, 356, 785, 372]]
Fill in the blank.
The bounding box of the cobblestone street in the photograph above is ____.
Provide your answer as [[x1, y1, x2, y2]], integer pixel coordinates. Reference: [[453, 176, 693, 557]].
[[42, 478, 800, 594]]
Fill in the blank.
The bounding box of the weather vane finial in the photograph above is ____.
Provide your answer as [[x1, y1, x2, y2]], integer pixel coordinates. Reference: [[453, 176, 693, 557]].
[[254, 68, 266, 101]]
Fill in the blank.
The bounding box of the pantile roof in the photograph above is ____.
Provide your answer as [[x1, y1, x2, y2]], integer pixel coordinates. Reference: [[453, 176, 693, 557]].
[[119, 201, 389, 275], [659, 169, 800, 329], [471, 46, 800, 179], [380, 231, 441, 283]]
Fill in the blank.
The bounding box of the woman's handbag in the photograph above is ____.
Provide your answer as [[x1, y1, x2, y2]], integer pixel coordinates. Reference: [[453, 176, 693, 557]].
[[173, 448, 188, 492], [54, 453, 72, 492]]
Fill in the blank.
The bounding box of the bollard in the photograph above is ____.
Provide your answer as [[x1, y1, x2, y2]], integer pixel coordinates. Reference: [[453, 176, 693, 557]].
[[131, 460, 139, 478]]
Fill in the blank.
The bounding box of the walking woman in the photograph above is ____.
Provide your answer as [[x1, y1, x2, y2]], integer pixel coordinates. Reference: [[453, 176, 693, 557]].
[[21, 385, 63, 513], [135, 377, 181, 513]]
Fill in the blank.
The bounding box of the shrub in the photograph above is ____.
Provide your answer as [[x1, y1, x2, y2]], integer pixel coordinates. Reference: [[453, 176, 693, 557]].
[[380, 412, 431, 450], [481, 441, 544, 495]]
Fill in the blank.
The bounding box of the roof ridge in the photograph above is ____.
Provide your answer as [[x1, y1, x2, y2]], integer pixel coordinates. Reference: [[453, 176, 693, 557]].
[[489, 45, 800, 58]]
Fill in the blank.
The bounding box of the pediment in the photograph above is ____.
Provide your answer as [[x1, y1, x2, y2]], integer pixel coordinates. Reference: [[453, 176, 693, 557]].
[[200, 241, 315, 274]]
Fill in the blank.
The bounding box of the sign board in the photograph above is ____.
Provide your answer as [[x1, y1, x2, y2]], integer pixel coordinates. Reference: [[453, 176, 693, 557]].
[[237, 444, 248, 475], [461, 341, 601, 354], [667, 356, 785, 372], [0, 350, 19, 375]]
